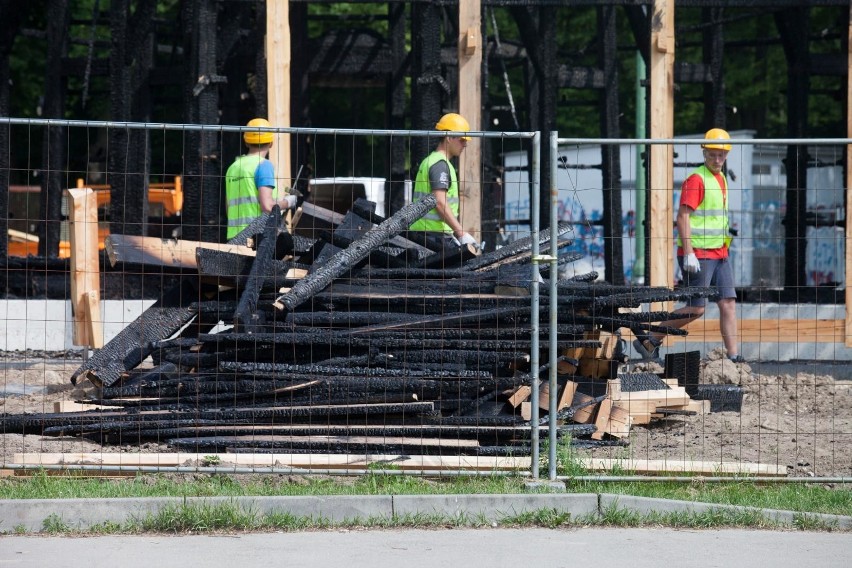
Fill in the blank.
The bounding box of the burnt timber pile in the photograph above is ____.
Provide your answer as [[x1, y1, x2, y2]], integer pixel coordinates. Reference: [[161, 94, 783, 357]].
[[2, 195, 717, 458]]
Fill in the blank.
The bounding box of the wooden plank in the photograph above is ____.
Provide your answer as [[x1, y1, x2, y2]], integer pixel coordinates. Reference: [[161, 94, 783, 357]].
[[570, 392, 597, 424], [577, 458, 785, 477], [590, 397, 613, 440], [83, 291, 103, 348], [458, 0, 482, 243], [599, 403, 632, 439], [611, 388, 691, 408], [11, 452, 784, 476], [507, 385, 531, 408], [53, 401, 122, 413], [67, 188, 101, 347], [105, 234, 256, 269], [12, 453, 532, 472], [520, 401, 532, 421], [671, 318, 845, 344], [559, 381, 578, 411]]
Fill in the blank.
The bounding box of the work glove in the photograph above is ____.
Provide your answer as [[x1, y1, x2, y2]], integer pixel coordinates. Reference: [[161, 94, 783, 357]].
[[456, 232, 478, 248], [683, 252, 701, 274], [282, 194, 298, 209]]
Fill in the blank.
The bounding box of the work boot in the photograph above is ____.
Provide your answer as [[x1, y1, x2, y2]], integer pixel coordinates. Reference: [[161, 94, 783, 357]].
[[632, 335, 662, 360]]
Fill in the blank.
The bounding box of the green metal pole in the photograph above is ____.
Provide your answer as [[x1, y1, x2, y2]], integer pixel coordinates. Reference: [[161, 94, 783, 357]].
[[633, 52, 647, 284]]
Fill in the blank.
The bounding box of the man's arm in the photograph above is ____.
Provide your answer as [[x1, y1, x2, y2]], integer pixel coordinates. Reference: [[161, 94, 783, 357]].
[[676, 204, 695, 253], [432, 189, 465, 237]]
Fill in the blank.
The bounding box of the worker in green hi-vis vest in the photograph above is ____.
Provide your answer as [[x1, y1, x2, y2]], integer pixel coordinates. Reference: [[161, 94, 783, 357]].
[[633, 128, 742, 363], [224, 118, 298, 240], [409, 113, 478, 251]]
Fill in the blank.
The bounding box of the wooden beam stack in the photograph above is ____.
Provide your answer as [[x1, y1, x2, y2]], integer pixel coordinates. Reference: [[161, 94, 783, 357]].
[[3, 196, 719, 459]]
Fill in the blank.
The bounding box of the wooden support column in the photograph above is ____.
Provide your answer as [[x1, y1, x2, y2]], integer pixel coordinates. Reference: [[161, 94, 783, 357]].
[[67, 188, 102, 348], [846, 4, 852, 346], [648, 0, 675, 290], [266, 0, 291, 187], [598, 5, 624, 285], [458, 0, 482, 242]]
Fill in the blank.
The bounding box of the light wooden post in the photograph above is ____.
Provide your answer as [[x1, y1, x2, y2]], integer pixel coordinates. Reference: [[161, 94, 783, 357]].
[[266, 1, 291, 187], [67, 188, 103, 348], [649, 0, 675, 292], [458, 0, 482, 242], [845, 3, 852, 346]]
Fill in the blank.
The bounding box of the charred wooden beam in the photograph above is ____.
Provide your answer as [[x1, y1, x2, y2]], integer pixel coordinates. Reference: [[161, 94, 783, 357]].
[[233, 206, 282, 332], [70, 281, 200, 387], [218, 360, 494, 380], [461, 222, 573, 272], [4, 402, 437, 436], [196, 251, 307, 290], [275, 193, 437, 312]]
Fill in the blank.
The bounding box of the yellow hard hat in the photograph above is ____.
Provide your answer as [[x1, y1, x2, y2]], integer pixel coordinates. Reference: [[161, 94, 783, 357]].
[[702, 128, 731, 151], [435, 113, 472, 141], [244, 118, 274, 145]]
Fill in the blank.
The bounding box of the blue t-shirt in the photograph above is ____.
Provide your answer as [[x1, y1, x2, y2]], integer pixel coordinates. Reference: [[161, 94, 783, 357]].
[[255, 159, 275, 189]]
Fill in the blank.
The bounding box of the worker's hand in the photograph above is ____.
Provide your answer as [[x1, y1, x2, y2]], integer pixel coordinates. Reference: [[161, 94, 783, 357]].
[[683, 253, 701, 274], [457, 232, 478, 248], [281, 194, 298, 209]]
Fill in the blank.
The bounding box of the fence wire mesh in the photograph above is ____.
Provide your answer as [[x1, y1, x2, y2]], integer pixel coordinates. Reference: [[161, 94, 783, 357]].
[[1, 119, 850, 481]]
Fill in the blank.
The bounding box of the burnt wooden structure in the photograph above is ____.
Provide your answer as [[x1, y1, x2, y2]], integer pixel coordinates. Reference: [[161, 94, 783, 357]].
[[0, 1, 849, 293], [2, 195, 718, 455]]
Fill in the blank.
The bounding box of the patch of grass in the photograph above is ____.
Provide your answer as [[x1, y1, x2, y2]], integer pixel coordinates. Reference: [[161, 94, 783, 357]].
[[568, 479, 852, 517], [139, 502, 261, 533], [41, 514, 71, 533], [503, 507, 575, 528]]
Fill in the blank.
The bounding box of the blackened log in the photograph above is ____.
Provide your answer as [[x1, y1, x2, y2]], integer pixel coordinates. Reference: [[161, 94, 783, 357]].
[[461, 222, 573, 272], [195, 247, 309, 287], [388, 349, 528, 368], [419, 243, 479, 269], [284, 311, 425, 328], [310, 291, 531, 315], [218, 360, 493, 380], [348, 306, 530, 334], [167, 435, 483, 454], [591, 286, 717, 308], [233, 206, 282, 332], [135, 423, 532, 440], [227, 212, 276, 247], [69, 281, 200, 387], [275, 193, 437, 312], [195, 332, 564, 356], [7, 401, 437, 436], [353, 267, 464, 280]]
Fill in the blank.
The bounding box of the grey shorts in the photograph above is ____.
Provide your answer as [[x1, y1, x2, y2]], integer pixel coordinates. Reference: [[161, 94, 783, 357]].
[[678, 257, 736, 307]]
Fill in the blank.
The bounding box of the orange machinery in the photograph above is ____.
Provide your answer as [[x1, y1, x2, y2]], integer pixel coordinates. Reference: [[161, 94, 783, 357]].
[[7, 176, 183, 258]]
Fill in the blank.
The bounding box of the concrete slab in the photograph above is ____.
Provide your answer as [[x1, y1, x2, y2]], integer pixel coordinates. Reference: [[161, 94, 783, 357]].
[[391, 493, 599, 522]]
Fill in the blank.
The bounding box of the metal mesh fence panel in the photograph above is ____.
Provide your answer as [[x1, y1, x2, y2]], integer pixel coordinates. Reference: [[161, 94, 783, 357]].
[[1, 120, 850, 481]]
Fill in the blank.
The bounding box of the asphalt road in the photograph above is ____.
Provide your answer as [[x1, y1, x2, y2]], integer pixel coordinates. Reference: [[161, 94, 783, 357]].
[[1, 528, 849, 568]]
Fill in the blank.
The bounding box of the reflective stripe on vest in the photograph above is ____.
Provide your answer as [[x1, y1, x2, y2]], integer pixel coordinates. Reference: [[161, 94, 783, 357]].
[[225, 154, 276, 239], [409, 151, 459, 233], [679, 164, 728, 249]]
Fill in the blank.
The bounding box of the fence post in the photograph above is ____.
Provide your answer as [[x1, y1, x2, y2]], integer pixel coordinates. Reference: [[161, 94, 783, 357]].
[[67, 187, 103, 348]]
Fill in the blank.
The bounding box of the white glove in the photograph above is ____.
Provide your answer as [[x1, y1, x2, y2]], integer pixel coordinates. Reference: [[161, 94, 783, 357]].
[[281, 194, 298, 209], [683, 253, 701, 274], [457, 232, 478, 247]]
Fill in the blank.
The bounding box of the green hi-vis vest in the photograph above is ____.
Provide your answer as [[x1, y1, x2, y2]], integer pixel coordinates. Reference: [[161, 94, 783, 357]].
[[225, 154, 277, 239], [678, 164, 728, 250], [409, 151, 459, 233]]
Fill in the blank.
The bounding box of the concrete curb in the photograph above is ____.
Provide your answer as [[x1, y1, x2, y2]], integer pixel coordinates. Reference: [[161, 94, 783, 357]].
[[600, 494, 852, 529], [0, 493, 849, 533]]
